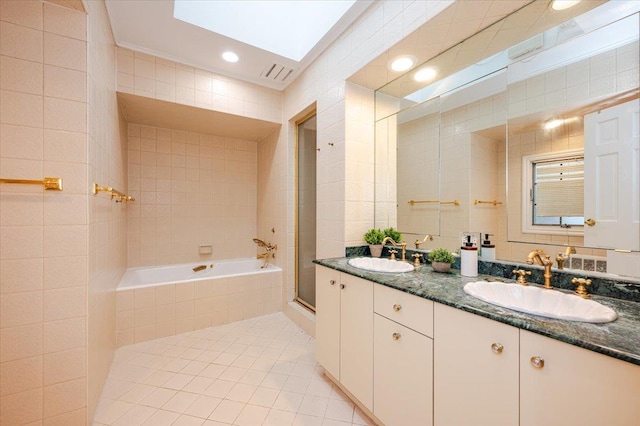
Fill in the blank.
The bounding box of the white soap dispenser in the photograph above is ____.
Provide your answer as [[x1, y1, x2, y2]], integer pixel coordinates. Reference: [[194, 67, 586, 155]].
[[480, 233, 495, 261], [460, 234, 478, 277]]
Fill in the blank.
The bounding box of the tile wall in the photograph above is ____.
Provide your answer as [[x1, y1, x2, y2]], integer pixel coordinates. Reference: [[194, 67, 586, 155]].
[[126, 124, 259, 267], [116, 270, 282, 347]]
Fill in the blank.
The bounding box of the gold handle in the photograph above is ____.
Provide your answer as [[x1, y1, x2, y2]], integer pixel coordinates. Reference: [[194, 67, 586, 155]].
[[393, 304, 402, 312], [491, 343, 504, 354], [1, 177, 63, 191], [585, 218, 596, 226], [340, 284, 345, 289], [530, 356, 545, 369], [392, 332, 401, 340], [330, 280, 336, 286]]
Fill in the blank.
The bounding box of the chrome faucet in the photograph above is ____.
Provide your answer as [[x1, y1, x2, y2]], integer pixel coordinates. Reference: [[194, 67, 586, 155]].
[[555, 246, 576, 270], [414, 234, 433, 249], [526, 249, 554, 289], [382, 236, 407, 261]]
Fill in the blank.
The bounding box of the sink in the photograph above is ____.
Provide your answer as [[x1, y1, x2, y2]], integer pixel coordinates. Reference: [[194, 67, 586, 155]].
[[463, 281, 617, 323], [348, 257, 414, 273]]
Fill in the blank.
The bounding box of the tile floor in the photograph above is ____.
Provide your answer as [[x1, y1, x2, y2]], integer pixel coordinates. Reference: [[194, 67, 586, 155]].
[[93, 313, 374, 426]]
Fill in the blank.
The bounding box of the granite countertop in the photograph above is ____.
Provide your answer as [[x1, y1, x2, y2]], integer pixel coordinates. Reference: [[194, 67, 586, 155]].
[[314, 257, 640, 366]]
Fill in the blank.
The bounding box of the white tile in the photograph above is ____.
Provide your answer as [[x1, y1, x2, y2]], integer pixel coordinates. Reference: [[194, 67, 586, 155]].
[[112, 404, 157, 426], [141, 409, 180, 426], [324, 398, 354, 423], [264, 409, 296, 426], [162, 390, 199, 413], [248, 386, 280, 408], [184, 395, 221, 419], [272, 391, 303, 413], [172, 414, 206, 426], [298, 395, 329, 418], [207, 399, 244, 424], [141, 387, 177, 409], [292, 413, 324, 426], [226, 382, 257, 403], [163, 373, 194, 390], [203, 379, 235, 398], [199, 363, 226, 379], [182, 376, 215, 394], [239, 369, 268, 386], [234, 404, 270, 426]]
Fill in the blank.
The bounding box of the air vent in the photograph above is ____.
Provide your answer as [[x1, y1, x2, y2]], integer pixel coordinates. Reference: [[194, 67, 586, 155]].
[[508, 33, 544, 60], [260, 63, 295, 82]]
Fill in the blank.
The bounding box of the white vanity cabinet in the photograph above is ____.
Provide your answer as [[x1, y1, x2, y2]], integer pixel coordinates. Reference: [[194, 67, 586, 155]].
[[520, 330, 640, 426], [373, 284, 434, 426], [315, 266, 374, 410], [434, 303, 519, 426]]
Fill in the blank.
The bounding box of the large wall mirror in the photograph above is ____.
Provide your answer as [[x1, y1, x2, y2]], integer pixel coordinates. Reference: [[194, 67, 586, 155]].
[[375, 0, 639, 278]]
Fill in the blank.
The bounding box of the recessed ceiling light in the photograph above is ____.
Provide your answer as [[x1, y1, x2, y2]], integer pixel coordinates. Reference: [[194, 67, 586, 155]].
[[389, 55, 416, 72], [222, 51, 239, 63], [551, 0, 581, 11], [414, 67, 438, 82]]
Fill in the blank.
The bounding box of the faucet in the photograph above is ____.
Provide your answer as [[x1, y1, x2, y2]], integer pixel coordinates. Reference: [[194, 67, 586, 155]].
[[382, 236, 407, 261], [555, 246, 576, 270], [253, 238, 277, 268], [414, 234, 433, 249], [526, 249, 554, 289]]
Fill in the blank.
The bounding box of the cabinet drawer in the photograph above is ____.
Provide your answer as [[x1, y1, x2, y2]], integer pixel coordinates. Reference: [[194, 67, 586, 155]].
[[374, 284, 433, 337]]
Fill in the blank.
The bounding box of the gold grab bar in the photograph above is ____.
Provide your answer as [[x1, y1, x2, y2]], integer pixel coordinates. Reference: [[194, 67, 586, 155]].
[[92, 183, 135, 202], [474, 199, 503, 206], [409, 199, 459, 206], [0, 177, 63, 191]]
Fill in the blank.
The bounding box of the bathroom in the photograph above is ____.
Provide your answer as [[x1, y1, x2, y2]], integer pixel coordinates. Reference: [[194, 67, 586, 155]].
[[0, 0, 638, 425]]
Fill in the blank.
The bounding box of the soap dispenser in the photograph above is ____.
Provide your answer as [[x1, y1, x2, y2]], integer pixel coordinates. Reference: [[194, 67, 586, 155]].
[[480, 233, 495, 261], [460, 234, 478, 277]]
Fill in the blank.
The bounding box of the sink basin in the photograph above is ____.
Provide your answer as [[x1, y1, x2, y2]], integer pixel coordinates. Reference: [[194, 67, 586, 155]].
[[463, 281, 617, 323], [348, 257, 414, 273]]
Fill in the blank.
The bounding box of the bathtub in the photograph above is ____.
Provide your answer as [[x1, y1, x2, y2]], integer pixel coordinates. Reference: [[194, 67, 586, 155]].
[[116, 258, 282, 347]]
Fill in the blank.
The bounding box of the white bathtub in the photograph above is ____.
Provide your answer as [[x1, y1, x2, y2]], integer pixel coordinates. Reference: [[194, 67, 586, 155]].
[[116, 258, 282, 346], [118, 258, 280, 291]]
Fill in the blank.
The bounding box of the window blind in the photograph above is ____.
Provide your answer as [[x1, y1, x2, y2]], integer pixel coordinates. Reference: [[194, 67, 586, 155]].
[[535, 158, 584, 217]]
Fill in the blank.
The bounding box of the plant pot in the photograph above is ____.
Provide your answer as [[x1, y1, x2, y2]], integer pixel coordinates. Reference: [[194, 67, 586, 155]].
[[431, 261, 451, 273], [369, 244, 383, 258]]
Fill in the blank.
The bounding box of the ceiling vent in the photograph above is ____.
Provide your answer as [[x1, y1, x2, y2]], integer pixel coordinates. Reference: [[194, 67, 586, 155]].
[[260, 63, 295, 83]]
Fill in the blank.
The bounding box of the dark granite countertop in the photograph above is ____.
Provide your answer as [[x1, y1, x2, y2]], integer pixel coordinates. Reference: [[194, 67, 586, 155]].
[[314, 257, 640, 366]]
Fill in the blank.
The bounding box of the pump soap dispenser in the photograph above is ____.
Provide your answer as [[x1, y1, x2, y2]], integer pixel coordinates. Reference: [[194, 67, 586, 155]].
[[460, 233, 478, 277], [480, 233, 495, 261]]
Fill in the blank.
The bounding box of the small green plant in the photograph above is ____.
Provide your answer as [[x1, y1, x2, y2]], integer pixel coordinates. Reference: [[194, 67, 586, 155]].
[[383, 227, 402, 243], [428, 248, 455, 264], [363, 228, 385, 245]]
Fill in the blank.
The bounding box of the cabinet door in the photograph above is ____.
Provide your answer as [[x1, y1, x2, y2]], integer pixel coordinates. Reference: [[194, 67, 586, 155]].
[[340, 274, 374, 411], [374, 314, 433, 426], [520, 330, 640, 426], [315, 266, 340, 379], [434, 303, 519, 426]]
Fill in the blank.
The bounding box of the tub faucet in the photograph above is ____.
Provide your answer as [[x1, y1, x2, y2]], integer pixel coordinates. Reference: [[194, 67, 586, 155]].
[[193, 264, 206, 272], [526, 249, 554, 289], [555, 246, 576, 270], [253, 238, 277, 268], [414, 234, 433, 249], [382, 236, 407, 261]]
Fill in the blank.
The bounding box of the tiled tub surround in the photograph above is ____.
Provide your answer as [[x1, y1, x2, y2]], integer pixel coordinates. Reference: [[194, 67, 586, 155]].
[[316, 257, 640, 366], [345, 246, 640, 303], [116, 260, 282, 347]]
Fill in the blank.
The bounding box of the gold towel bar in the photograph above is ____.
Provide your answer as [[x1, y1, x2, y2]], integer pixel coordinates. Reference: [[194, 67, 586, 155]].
[[0, 177, 63, 191], [408, 199, 459, 206], [474, 199, 503, 206], [92, 183, 135, 202]]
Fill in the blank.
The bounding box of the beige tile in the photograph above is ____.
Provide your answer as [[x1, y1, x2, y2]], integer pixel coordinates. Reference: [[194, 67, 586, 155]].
[[44, 256, 86, 289], [1, 291, 43, 328], [194, 280, 211, 299], [117, 289, 134, 312], [117, 309, 134, 330], [43, 2, 86, 41], [43, 32, 86, 71], [0, 193, 44, 226], [0, 355, 42, 397], [43, 377, 85, 417], [0, 387, 43, 425], [44, 65, 86, 102], [42, 407, 85, 426], [156, 321, 176, 338], [0, 124, 44, 161], [155, 284, 175, 305], [43, 317, 85, 353], [135, 307, 155, 327], [0, 258, 43, 294], [175, 283, 194, 302], [0, 0, 43, 29], [43, 347, 85, 386], [0, 225, 43, 260], [117, 329, 135, 348], [175, 300, 194, 319], [175, 316, 194, 334], [134, 287, 156, 309], [155, 303, 175, 322], [0, 90, 43, 127], [0, 21, 43, 62], [43, 286, 86, 321], [0, 55, 43, 94], [0, 323, 42, 362], [44, 97, 86, 132], [134, 324, 156, 343]]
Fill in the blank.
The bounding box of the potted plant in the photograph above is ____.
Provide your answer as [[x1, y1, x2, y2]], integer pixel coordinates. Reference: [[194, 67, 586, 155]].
[[364, 228, 385, 257], [428, 248, 455, 273], [383, 227, 402, 244]]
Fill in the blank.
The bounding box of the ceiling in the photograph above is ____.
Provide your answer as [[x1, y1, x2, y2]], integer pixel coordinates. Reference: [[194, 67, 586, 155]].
[[104, 0, 372, 91]]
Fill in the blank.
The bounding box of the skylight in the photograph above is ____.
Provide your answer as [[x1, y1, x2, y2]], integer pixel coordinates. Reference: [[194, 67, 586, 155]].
[[173, 0, 357, 62]]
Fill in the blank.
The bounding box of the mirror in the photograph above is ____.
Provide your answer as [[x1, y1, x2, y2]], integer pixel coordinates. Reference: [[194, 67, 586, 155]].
[[375, 1, 639, 277]]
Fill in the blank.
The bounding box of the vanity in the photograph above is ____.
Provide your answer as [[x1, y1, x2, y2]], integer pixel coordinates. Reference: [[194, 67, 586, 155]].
[[314, 258, 640, 426]]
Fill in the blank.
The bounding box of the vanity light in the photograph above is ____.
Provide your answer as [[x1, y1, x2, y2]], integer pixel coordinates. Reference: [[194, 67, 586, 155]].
[[222, 51, 239, 63], [389, 55, 416, 72], [551, 0, 581, 11], [544, 118, 565, 130], [414, 67, 438, 82]]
